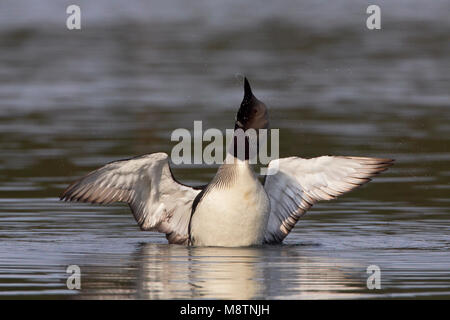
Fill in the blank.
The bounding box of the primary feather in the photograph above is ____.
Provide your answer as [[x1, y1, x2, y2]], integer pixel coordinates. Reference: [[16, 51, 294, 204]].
[[263, 156, 394, 243], [60, 152, 201, 244]]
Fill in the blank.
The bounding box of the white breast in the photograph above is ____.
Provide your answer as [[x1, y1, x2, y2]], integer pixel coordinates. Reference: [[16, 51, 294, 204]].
[[190, 162, 270, 247]]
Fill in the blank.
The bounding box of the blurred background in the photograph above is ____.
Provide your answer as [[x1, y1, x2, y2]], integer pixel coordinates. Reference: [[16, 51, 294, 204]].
[[0, 0, 449, 299]]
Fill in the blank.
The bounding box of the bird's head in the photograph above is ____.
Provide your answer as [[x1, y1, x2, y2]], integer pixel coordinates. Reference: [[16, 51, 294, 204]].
[[230, 78, 270, 161], [235, 78, 269, 131]]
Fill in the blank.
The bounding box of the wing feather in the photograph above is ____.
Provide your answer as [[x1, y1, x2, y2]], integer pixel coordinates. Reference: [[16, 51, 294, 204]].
[[263, 156, 393, 243], [60, 152, 201, 244]]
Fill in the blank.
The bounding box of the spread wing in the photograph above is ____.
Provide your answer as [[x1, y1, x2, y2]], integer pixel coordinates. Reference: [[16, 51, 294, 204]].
[[263, 156, 394, 243], [60, 152, 201, 244]]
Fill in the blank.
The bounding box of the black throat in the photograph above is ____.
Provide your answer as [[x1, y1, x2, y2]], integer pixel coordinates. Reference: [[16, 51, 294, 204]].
[[232, 134, 250, 161]]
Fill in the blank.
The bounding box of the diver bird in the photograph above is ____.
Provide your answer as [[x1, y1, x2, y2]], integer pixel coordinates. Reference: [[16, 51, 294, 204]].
[[60, 78, 393, 246]]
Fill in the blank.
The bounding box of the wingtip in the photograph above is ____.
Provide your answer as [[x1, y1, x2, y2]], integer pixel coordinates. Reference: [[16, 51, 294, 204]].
[[59, 190, 68, 201], [59, 193, 73, 202], [59, 184, 75, 202], [378, 158, 395, 168]]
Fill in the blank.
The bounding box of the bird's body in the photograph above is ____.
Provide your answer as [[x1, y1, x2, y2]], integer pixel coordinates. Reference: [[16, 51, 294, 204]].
[[190, 155, 270, 247], [60, 78, 393, 247]]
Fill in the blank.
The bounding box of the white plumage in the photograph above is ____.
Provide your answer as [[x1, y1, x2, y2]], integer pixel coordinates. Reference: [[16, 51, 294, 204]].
[[190, 158, 270, 247]]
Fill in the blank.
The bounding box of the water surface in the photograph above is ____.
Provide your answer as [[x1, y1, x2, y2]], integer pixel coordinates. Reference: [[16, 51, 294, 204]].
[[0, 0, 449, 299]]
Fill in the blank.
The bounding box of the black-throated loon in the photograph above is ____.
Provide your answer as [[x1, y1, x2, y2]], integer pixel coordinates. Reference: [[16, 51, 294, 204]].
[[60, 78, 393, 246]]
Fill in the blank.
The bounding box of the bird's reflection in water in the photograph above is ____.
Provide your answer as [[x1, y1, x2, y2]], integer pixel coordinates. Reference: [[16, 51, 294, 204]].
[[78, 243, 366, 299], [135, 245, 266, 299]]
